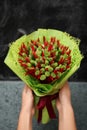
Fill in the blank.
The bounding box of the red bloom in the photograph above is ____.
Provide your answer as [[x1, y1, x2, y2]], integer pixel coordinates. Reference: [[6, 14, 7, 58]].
[[53, 69, 58, 74], [66, 50, 71, 55], [43, 36, 46, 42], [48, 44, 53, 51], [50, 37, 56, 43], [42, 51, 44, 57], [18, 59, 23, 63], [25, 57, 30, 62], [32, 51, 38, 58], [58, 57, 64, 64], [18, 36, 71, 84], [20, 63, 28, 68], [26, 67, 35, 76], [31, 45, 35, 51], [44, 42, 48, 46]]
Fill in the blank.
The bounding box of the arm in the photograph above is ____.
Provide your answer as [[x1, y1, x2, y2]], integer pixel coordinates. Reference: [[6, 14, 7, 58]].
[[56, 82, 77, 130], [17, 85, 34, 130]]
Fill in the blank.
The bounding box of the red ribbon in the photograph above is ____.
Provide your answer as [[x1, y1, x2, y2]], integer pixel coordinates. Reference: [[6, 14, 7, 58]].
[[36, 93, 58, 123]]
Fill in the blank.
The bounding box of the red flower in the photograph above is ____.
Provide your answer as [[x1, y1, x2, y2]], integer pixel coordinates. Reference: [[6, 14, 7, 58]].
[[18, 36, 71, 84], [48, 44, 53, 51], [50, 37, 56, 43]]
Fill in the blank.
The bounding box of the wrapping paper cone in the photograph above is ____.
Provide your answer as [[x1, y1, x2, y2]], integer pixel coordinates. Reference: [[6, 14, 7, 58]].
[[4, 29, 83, 123]]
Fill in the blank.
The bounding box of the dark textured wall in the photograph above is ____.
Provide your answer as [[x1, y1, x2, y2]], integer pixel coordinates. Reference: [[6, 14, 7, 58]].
[[0, 0, 87, 81]]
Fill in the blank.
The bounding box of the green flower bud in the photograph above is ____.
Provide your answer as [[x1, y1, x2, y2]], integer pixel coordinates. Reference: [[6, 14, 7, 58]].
[[36, 58, 39, 62], [27, 63, 32, 67], [39, 57, 43, 62], [47, 57, 52, 61], [63, 54, 68, 58], [45, 66, 53, 72], [35, 70, 40, 76], [44, 49, 50, 57], [57, 64, 62, 68], [56, 51, 58, 56], [30, 60, 36, 66], [40, 75, 46, 80], [48, 67, 53, 72], [27, 45, 30, 52], [45, 71, 50, 77], [40, 68, 45, 73], [57, 72, 61, 77], [45, 60, 49, 65], [54, 43, 57, 48], [61, 65, 66, 70], [30, 50, 32, 55], [55, 66, 59, 70], [20, 57, 24, 61], [52, 62, 58, 68], [41, 64, 45, 67], [38, 46, 42, 50], [22, 53, 26, 57], [56, 52, 60, 61], [29, 54, 33, 60], [51, 72, 56, 78], [36, 49, 42, 55]]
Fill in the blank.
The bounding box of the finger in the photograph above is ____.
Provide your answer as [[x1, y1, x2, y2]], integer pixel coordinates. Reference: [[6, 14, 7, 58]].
[[26, 85, 33, 95], [56, 98, 60, 109], [60, 81, 69, 92], [24, 84, 31, 92], [24, 84, 28, 93], [32, 107, 35, 116], [65, 81, 69, 88]]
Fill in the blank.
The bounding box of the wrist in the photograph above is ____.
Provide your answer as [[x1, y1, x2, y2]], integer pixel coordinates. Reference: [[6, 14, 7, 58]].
[[21, 107, 33, 118], [21, 104, 33, 112], [58, 103, 74, 121], [58, 102, 72, 114]]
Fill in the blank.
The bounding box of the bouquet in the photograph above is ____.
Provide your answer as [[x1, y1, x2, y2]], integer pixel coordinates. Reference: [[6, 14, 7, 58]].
[[4, 29, 83, 123]]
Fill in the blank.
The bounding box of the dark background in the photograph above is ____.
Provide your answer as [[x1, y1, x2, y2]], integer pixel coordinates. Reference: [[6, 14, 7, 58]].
[[0, 0, 87, 81]]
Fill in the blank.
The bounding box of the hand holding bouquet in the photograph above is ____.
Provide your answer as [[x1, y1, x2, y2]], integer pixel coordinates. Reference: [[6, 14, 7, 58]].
[[4, 29, 83, 123]]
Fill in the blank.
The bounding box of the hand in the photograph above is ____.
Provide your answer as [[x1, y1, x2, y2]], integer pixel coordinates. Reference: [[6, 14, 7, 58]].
[[56, 81, 71, 112], [17, 85, 34, 130], [56, 82, 77, 130], [21, 85, 35, 116]]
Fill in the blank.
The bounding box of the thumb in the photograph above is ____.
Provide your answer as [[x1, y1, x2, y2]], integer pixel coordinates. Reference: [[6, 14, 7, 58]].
[[56, 98, 61, 111]]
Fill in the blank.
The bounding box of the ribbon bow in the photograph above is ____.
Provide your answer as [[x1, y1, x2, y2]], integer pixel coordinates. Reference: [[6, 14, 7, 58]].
[[37, 93, 58, 123]]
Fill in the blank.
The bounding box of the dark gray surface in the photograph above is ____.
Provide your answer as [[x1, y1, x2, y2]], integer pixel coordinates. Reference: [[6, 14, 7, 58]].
[[0, 81, 87, 130]]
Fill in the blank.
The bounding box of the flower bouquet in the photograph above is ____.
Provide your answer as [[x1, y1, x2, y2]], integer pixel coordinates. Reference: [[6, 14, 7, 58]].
[[4, 29, 83, 123]]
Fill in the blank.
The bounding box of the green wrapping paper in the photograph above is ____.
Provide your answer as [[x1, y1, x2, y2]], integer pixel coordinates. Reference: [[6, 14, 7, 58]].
[[4, 29, 83, 123]]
